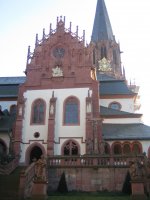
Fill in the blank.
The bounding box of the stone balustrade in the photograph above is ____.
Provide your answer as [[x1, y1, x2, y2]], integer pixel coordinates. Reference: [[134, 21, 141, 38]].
[[48, 154, 144, 168]]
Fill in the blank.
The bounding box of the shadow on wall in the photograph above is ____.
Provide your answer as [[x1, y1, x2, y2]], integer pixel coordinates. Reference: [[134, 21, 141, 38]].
[[122, 171, 131, 195]]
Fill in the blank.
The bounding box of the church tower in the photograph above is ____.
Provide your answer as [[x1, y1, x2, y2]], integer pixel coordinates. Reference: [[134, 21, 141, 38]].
[[91, 0, 123, 79]]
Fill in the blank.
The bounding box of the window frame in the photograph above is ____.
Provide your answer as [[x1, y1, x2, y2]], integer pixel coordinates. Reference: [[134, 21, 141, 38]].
[[61, 140, 80, 156], [109, 101, 122, 110], [132, 142, 142, 155], [30, 98, 46, 125], [63, 96, 80, 126]]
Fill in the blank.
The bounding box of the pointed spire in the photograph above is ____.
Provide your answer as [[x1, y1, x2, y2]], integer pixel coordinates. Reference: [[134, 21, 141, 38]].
[[91, 0, 114, 42]]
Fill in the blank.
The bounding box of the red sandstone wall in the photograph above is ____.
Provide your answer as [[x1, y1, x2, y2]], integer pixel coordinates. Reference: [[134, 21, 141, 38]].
[[47, 167, 128, 192]]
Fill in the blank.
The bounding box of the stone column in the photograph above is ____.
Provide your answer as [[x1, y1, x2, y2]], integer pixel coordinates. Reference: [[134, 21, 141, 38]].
[[47, 94, 57, 156], [131, 180, 147, 200], [129, 160, 148, 200], [92, 118, 102, 154], [32, 180, 48, 200], [85, 95, 93, 154]]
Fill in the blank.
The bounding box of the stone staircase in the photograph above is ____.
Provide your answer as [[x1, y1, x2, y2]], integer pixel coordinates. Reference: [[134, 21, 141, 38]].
[[0, 167, 22, 200]]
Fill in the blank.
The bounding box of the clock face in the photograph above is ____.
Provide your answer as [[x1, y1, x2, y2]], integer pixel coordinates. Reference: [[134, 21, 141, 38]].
[[53, 47, 65, 58]]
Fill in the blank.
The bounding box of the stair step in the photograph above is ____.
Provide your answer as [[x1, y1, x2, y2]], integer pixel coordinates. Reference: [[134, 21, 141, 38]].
[[0, 166, 23, 200]]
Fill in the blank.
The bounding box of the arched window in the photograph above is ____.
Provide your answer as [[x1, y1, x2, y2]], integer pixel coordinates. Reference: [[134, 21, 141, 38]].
[[113, 143, 122, 155], [64, 97, 79, 125], [63, 140, 79, 156], [109, 102, 121, 110], [132, 142, 142, 155], [123, 143, 131, 155], [31, 99, 45, 124]]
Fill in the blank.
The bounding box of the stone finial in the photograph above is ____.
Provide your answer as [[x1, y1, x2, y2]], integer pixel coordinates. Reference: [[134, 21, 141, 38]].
[[26, 46, 30, 64], [35, 33, 38, 47], [42, 28, 45, 40]]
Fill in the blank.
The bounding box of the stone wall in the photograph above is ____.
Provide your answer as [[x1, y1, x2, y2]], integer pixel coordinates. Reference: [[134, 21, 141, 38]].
[[47, 167, 128, 193]]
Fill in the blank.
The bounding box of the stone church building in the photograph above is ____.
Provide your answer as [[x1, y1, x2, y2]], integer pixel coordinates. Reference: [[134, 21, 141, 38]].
[[0, 0, 150, 193]]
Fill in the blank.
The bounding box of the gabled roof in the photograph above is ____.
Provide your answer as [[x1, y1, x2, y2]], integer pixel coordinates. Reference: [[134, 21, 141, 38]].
[[100, 79, 135, 96], [91, 0, 114, 42], [102, 123, 150, 140], [100, 106, 142, 118]]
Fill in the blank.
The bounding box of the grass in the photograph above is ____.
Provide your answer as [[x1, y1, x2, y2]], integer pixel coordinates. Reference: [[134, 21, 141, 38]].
[[47, 196, 130, 200], [47, 192, 131, 200]]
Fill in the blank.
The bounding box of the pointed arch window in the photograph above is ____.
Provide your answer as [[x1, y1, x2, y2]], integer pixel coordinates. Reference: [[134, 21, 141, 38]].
[[63, 140, 79, 156], [64, 97, 79, 125], [101, 46, 107, 59], [31, 99, 45, 124]]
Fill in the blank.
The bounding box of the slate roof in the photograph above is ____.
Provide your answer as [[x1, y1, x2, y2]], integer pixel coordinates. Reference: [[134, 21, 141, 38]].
[[100, 106, 142, 118], [102, 123, 150, 140], [0, 76, 134, 97], [100, 80, 135, 96], [91, 0, 114, 42], [0, 76, 26, 85]]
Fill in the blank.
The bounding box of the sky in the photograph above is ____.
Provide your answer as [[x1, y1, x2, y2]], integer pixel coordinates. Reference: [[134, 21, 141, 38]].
[[0, 0, 150, 125]]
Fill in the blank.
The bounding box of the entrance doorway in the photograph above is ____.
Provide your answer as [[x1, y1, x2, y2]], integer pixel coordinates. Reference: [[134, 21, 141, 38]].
[[29, 146, 42, 163]]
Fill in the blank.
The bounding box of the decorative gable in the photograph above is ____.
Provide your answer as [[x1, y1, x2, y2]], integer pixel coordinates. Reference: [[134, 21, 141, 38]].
[[25, 16, 94, 88]]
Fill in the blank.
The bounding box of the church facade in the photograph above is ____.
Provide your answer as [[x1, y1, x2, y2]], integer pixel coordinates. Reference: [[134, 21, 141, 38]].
[[14, 15, 102, 164], [0, 0, 150, 169]]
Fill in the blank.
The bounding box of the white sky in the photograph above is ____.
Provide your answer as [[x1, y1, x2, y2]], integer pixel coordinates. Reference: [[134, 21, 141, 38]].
[[0, 0, 150, 125]]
